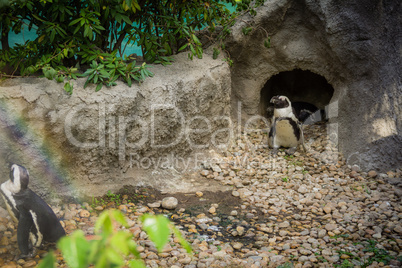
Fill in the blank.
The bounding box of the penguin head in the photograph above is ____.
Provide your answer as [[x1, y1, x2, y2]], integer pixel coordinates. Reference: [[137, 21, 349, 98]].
[[8, 164, 29, 193], [270, 95, 291, 109]]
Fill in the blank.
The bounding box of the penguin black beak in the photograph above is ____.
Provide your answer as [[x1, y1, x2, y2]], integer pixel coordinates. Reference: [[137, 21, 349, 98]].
[[270, 96, 279, 104]]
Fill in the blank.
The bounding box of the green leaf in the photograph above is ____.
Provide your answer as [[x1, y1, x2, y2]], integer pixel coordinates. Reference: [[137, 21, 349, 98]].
[[178, 43, 188, 52], [242, 27, 253, 35], [69, 18, 82, 26], [87, 239, 102, 264], [57, 230, 90, 268], [129, 259, 146, 268], [50, 30, 56, 42], [84, 25, 89, 37], [213, 48, 220, 59], [37, 251, 56, 268], [264, 37, 271, 48], [96, 83, 103, 91], [110, 231, 131, 255], [112, 210, 128, 227], [170, 223, 192, 254], [141, 215, 170, 252], [56, 75, 64, 83], [192, 34, 201, 45], [105, 248, 124, 266]]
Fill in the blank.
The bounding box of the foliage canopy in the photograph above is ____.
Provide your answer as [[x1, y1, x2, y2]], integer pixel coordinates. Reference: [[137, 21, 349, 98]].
[[0, 0, 265, 93]]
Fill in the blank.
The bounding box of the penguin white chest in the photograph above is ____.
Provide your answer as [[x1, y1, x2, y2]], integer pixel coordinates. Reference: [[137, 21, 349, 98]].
[[274, 120, 299, 148]]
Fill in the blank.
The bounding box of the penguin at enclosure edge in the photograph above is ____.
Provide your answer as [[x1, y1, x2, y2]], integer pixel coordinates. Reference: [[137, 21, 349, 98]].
[[268, 95, 306, 155], [0, 164, 65, 258]]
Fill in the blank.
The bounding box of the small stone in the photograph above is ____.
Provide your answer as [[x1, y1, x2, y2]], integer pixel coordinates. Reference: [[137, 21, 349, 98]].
[[323, 206, 332, 214], [298, 256, 309, 262], [211, 165, 222, 173], [79, 210, 90, 218], [325, 223, 337, 231], [394, 225, 402, 234], [373, 233, 382, 239], [213, 250, 226, 259], [232, 191, 240, 197], [315, 192, 322, 199], [22, 260, 37, 268], [232, 242, 243, 249], [278, 221, 290, 228], [161, 197, 178, 210], [118, 205, 128, 212], [196, 192, 204, 197], [368, 170, 377, 178], [298, 185, 309, 194], [147, 201, 161, 208], [337, 201, 347, 208], [279, 230, 288, 237], [318, 229, 327, 238], [270, 255, 285, 263], [178, 256, 192, 264], [230, 210, 238, 216], [0, 237, 8, 246], [236, 226, 245, 236], [209, 207, 216, 214], [201, 170, 209, 176], [351, 165, 360, 172]]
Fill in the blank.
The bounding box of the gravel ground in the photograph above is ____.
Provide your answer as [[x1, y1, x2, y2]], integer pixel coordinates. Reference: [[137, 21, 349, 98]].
[[0, 122, 401, 268]]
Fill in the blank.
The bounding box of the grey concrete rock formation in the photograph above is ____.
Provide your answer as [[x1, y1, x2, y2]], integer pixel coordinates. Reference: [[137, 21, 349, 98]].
[[226, 0, 401, 171], [0, 52, 231, 199]]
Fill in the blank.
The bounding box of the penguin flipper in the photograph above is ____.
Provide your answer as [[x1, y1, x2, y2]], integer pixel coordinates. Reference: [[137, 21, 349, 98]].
[[17, 209, 34, 257]]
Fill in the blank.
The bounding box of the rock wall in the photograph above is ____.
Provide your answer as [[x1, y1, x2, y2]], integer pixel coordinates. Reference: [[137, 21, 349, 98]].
[[226, 0, 401, 171], [0, 52, 231, 199]]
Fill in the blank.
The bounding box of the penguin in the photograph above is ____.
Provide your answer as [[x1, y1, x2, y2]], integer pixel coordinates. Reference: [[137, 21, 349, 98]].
[[0, 164, 65, 258], [291, 101, 319, 123], [292, 101, 327, 124], [268, 96, 306, 154]]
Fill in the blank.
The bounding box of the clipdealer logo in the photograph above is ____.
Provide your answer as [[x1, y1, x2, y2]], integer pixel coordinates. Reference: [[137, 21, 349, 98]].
[[64, 100, 340, 169]]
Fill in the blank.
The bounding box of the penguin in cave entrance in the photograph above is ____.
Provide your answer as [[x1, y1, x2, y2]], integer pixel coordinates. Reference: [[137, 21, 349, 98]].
[[268, 95, 306, 154]]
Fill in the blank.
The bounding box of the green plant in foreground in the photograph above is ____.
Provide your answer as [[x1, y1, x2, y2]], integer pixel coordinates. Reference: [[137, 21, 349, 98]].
[[38, 210, 192, 268]]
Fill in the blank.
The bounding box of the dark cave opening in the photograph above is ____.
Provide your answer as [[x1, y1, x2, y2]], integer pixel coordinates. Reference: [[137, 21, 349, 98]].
[[259, 69, 334, 118]]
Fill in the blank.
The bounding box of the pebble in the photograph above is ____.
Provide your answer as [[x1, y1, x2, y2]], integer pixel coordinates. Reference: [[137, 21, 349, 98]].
[[1, 123, 401, 267], [323, 206, 332, 214], [161, 197, 178, 209], [298, 185, 309, 194], [325, 223, 337, 231], [79, 210, 90, 218], [368, 170, 378, 178], [147, 201, 161, 208]]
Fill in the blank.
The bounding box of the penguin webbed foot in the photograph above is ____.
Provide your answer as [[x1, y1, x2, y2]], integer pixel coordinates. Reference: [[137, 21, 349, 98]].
[[16, 252, 35, 260], [285, 147, 297, 155], [270, 148, 279, 155]]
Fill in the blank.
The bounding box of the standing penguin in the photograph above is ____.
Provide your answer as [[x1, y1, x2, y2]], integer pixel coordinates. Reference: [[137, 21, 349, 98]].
[[268, 96, 306, 154], [0, 164, 65, 258]]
